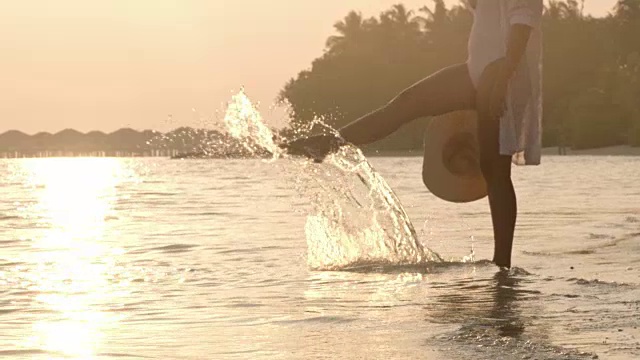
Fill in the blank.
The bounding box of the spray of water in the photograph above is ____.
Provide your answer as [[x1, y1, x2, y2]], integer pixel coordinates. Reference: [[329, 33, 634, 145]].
[[222, 90, 442, 270], [223, 89, 280, 158]]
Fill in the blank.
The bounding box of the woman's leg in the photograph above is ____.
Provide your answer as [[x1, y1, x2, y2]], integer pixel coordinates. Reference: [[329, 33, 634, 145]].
[[339, 64, 476, 146], [476, 59, 517, 268]]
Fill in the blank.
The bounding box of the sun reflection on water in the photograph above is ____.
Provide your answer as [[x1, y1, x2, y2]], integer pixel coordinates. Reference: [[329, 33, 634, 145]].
[[18, 158, 129, 359]]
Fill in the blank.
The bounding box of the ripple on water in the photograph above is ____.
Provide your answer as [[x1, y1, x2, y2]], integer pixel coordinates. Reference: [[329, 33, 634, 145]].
[[430, 325, 600, 360], [0, 349, 50, 357], [568, 277, 633, 288], [128, 243, 199, 255], [420, 268, 607, 360]]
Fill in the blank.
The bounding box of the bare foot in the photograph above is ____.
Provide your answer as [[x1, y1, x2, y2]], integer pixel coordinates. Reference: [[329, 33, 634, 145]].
[[279, 134, 345, 162], [492, 256, 511, 269]]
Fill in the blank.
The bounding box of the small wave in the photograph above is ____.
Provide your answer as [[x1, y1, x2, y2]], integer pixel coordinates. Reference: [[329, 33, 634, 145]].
[[522, 233, 639, 256], [0, 215, 21, 221], [215, 245, 290, 255], [312, 259, 434, 272], [566, 249, 597, 255], [523, 248, 597, 256], [138, 191, 180, 196], [550, 293, 581, 299], [275, 315, 357, 325], [508, 266, 534, 276], [227, 302, 265, 308], [588, 233, 615, 240], [0, 239, 24, 245], [188, 211, 233, 216], [568, 277, 632, 288], [0, 349, 49, 357], [139, 244, 199, 254], [336, 259, 497, 274], [430, 325, 599, 360], [522, 250, 554, 256], [0, 261, 25, 267], [321, 259, 532, 275], [96, 352, 153, 359]]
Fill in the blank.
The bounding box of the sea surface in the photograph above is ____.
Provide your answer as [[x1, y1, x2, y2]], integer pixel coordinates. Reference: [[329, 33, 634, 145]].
[[1, 154, 639, 360]]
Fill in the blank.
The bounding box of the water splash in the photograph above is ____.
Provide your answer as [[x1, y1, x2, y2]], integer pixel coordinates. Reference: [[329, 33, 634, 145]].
[[223, 90, 442, 270], [461, 237, 476, 263], [299, 146, 442, 270], [223, 89, 280, 158]]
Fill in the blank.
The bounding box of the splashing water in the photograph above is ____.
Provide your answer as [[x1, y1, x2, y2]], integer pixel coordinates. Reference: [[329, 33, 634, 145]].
[[223, 90, 442, 270], [223, 89, 280, 158]]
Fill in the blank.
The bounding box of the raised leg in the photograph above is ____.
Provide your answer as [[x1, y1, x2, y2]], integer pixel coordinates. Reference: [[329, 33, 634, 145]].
[[339, 63, 476, 146]]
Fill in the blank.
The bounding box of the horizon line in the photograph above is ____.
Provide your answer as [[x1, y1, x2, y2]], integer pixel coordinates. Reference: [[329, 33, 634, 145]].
[[0, 126, 241, 137]]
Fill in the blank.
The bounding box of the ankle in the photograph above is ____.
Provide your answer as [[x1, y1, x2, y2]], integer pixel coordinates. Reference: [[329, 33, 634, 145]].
[[492, 255, 511, 269]]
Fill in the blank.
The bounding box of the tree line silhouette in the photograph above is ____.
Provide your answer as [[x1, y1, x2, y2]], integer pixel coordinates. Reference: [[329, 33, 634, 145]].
[[279, 0, 640, 152], [0, 127, 267, 158]]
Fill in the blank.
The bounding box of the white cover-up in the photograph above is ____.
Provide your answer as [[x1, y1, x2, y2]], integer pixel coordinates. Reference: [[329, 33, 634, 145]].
[[467, 0, 544, 165]]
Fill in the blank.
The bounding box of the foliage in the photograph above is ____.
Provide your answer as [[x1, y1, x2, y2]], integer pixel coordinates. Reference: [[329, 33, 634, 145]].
[[279, 0, 640, 150]]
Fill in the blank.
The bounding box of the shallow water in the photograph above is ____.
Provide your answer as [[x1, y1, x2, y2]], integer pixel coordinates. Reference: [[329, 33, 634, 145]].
[[1, 156, 639, 359]]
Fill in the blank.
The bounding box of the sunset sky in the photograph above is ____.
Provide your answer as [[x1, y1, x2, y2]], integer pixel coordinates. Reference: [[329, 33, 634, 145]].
[[0, 0, 617, 134]]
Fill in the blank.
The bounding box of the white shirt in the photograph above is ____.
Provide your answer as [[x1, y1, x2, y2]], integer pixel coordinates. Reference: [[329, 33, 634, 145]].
[[467, 0, 544, 165]]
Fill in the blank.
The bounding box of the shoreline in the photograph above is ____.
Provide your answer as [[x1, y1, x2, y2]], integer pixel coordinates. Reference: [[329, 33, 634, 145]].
[[539, 145, 640, 156], [365, 145, 640, 157], [2, 145, 639, 160]]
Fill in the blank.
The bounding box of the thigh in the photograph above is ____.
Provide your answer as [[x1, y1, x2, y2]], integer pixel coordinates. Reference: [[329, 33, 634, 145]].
[[390, 63, 476, 121]]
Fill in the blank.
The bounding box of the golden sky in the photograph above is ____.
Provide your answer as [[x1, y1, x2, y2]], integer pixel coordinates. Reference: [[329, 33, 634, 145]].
[[0, 0, 617, 133]]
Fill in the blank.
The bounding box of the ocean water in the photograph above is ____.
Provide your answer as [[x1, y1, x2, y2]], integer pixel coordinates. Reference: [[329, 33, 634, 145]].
[[1, 154, 639, 360]]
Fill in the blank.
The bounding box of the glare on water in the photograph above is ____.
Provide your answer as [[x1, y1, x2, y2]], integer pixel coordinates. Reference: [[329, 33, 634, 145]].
[[9, 158, 129, 358]]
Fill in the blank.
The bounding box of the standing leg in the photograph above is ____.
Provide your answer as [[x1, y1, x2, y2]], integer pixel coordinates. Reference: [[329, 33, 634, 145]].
[[476, 59, 517, 268]]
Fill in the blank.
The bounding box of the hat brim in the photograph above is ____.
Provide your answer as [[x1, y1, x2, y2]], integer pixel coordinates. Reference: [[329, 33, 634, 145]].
[[422, 111, 487, 203]]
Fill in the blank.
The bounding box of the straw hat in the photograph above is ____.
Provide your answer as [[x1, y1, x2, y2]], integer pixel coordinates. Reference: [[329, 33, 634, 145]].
[[422, 111, 487, 203]]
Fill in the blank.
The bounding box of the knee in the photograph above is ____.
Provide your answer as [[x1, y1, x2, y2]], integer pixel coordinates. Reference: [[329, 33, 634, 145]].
[[480, 154, 512, 188]]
